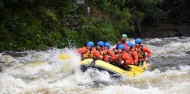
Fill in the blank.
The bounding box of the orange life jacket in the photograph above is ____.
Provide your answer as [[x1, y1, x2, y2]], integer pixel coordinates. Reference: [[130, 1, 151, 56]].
[[117, 53, 124, 64], [126, 50, 135, 65], [82, 49, 94, 60], [117, 51, 128, 65], [96, 48, 104, 60], [135, 45, 145, 59], [103, 50, 115, 62]]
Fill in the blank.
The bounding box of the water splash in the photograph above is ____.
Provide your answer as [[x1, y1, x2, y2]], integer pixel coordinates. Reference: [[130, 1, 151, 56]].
[[0, 37, 190, 94]]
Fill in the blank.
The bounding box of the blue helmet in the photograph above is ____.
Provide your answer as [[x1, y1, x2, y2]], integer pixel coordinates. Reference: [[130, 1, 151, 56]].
[[135, 38, 142, 44], [86, 41, 94, 47], [97, 41, 104, 47], [117, 44, 125, 50], [104, 42, 110, 48], [127, 42, 134, 47]]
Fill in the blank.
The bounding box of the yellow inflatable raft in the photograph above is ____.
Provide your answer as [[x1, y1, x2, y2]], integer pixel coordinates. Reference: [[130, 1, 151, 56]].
[[80, 59, 148, 77]]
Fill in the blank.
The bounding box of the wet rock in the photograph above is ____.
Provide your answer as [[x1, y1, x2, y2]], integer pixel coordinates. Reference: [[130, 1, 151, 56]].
[[174, 29, 183, 37], [186, 51, 190, 54], [168, 33, 175, 37], [0, 66, 2, 72], [0, 61, 5, 63], [3, 51, 27, 57], [134, 23, 190, 38]]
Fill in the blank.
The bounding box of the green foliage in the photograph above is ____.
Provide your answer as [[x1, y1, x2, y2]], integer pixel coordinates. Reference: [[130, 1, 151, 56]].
[[63, 28, 79, 46], [140, 4, 166, 19], [112, 8, 134, 33], [137, 0, 163, 5], [0, 0, 166, 51], [46, 9, 58, 22], [132, 0, 167, 19], [96, 0, 111, 11], [59, 1, 73, 17], [0, 0, 3, 8], [96, 21, 119, 43]]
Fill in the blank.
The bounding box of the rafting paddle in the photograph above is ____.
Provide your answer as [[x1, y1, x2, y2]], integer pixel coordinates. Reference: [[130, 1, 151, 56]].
[[136, 49, 155, 70], [59, 54, 71, 60], [146, 60, 155, 70], [90, 57, 97, 68]]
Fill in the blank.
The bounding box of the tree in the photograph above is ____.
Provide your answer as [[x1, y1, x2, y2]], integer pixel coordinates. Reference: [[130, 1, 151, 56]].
[[124, 0, 167, 36]]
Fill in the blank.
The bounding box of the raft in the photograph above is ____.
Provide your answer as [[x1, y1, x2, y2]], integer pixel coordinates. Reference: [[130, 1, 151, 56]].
[[80, 59, 148, 77]]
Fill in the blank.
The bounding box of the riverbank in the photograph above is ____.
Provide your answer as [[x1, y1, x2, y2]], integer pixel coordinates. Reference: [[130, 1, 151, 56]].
[[1, 22, 189, 52], [129, 23, 190, 38]]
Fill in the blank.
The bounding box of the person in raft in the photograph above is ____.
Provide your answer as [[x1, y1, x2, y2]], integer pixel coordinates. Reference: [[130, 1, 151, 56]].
[[134, 38, 152, 65], [126, 42, 138, 66], [113, 34, 129, 54], [94, 41, 105, 60], [77, 41, 102, 60], [114, 44, 135, 70], [102, 42, 116, 63]]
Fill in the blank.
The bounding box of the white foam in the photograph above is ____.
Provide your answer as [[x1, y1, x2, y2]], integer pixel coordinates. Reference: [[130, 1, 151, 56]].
[[0, 73, 27, 94], [1, 37, 190, 94], [94, 85, 163, 94]]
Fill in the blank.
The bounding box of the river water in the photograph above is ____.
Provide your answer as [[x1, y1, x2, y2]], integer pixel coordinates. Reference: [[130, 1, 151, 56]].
[[0, 37, 190, 94]]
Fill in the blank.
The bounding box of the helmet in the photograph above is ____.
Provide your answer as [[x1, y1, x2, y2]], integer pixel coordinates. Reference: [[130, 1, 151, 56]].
[[135, 38, 141, 44], [127, 42, 134, 47], [97, 41, 104, 47], [86, 41, 94, 47], [117, 44, 125, 50], [122, 34, 128, 38], [104, 42, 110, 48]]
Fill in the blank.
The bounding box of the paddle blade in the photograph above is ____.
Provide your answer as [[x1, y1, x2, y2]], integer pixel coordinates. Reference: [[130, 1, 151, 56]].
[[149, 62, 155, 70], [146, 61, 155, 70], [59, 54, 71, 60]]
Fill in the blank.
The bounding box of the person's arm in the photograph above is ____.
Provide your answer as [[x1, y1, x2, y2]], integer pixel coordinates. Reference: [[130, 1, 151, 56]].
[[114, 53, 119, 61], [132, 51, 138, 65], [108, 50, 116, 57], [142, 46, 151, 58], [92, 49, 103, 59], [77, 47, 87, 54], [122, 53, 133, 65]]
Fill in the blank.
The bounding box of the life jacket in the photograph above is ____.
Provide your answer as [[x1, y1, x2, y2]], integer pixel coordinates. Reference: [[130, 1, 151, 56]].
[[118, 53, 123, 64], [82, 49, 94, 60], [126, 50, 135, 65], [117, 51, 127, 65], [103, 50, 114, 62], [136, 45, 145, 59], [96, 48, 104, 60]]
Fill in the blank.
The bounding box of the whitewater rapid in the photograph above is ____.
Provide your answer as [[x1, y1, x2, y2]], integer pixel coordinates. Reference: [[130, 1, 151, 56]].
[[0, 37, 190, 94]]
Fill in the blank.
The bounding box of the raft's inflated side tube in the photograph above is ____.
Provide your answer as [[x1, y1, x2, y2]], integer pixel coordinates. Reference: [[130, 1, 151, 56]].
[[80, 59, 148, 77]]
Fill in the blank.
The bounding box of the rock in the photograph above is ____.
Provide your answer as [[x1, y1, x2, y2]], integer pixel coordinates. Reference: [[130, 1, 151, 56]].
[[186, 51, 190, 54], [168, 33, 175, 37], [0, 66, 2, 72]]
